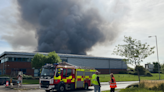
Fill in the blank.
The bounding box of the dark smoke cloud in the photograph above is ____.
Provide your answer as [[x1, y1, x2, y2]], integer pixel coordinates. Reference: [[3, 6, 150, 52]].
[[16, 0, 119, 54]]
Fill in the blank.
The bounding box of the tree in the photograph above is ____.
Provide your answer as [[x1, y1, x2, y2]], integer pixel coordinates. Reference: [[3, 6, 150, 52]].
[[113, 36, 155, 82], [31, 53, 45, 69], [153, 62, 161, 73], [46, 51, 62, 64], [31, 51, 61, 69]]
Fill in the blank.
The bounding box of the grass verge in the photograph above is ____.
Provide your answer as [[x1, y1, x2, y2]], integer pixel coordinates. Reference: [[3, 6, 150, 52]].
[[22, 79, 39, 84], [99, 73, 164, 82]]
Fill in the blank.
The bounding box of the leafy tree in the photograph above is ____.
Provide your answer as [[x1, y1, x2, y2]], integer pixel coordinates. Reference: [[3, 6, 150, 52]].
[[31, 51, 61, 69], [46, 51, 62, 64], [153, 62, 161, 73], [31, 53, 45, 69], [113, 36, 155, 82]]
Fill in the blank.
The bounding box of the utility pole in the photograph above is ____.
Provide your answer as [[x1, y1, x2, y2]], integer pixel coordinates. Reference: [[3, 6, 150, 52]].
[[149, 35, 160, 80]]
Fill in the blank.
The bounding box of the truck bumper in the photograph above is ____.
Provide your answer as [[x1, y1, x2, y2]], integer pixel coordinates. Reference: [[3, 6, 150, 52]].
[[40, 85, 55, 90]]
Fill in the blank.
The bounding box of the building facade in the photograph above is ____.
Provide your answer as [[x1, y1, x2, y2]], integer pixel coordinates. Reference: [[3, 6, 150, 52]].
[[145, 64, 154, 72], [0, 51, 127, 76]]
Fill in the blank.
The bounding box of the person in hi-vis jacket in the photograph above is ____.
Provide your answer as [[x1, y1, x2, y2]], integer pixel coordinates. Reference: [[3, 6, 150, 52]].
[[92, 71, 101, 92], [109, 73, 117, 92]]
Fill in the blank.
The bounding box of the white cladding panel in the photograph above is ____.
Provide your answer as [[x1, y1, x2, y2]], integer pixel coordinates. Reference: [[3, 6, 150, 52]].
[[122, 61, 127, 69], [110, 60, 127, 69], [68, 58, 109, 68]]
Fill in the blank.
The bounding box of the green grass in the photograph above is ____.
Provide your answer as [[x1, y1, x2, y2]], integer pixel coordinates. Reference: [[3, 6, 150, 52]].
[[22, 79, 39, 84], [119, 87, 162, 92], [99, 73, 164, 82]]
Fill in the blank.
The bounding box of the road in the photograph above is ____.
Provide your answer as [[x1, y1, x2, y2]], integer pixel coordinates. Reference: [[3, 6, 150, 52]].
[[0, 81, 138, 92]]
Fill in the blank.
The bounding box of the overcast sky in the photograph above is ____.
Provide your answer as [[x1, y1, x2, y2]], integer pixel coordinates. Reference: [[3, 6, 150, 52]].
[[0, 0, 164, 68]]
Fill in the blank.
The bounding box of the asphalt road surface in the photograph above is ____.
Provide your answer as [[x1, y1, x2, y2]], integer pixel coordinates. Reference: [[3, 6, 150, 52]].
[[0, 81, 138, 92]]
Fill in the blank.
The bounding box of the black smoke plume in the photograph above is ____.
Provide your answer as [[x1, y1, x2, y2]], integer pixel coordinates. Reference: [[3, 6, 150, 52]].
[[17, 0, 118, 54]]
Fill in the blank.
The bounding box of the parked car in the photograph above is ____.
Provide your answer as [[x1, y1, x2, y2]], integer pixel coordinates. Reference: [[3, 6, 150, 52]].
[[0, 77, 17, 85]]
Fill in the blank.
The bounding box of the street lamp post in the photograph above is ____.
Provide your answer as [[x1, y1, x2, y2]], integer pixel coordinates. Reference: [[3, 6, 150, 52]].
[[148, 35, 160, 80]]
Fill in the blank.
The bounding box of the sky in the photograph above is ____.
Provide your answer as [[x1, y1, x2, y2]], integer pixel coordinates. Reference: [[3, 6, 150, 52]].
[[0, 0, 164, 68]]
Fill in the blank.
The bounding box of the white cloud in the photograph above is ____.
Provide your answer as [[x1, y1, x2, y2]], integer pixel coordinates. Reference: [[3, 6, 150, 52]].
[[87, 0, 164, 66], [0, 0, 37, 52]]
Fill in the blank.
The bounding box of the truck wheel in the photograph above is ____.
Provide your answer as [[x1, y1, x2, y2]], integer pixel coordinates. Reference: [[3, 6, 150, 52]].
[[84, 83, 88, 90], [58, 85, 65, 92], [45, 90, 50, 92]]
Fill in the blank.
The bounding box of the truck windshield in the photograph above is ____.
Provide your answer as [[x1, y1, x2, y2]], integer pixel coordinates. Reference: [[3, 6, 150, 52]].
[[41, 68, 55, 77]]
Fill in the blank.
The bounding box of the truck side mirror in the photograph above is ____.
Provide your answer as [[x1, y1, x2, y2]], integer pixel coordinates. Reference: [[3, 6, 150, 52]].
[[56, 71, 60, 77]]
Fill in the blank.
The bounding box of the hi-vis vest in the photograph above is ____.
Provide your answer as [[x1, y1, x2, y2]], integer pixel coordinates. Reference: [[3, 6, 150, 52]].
[[92, 74, 99, 85], [110, 77, 117, 88]]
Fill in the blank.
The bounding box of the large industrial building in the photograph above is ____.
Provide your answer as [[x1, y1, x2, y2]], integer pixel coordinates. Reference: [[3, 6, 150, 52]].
[[0, 51, 127, 76]]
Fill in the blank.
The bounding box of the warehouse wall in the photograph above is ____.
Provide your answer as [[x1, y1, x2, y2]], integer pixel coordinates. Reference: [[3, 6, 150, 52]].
[[68, 58, 127, 74], [67, 58, 110, 68], [110, 60, 127, 69]]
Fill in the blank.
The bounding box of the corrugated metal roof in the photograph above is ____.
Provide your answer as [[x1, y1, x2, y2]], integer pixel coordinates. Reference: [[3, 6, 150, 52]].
[[0, 51, 123, 60]]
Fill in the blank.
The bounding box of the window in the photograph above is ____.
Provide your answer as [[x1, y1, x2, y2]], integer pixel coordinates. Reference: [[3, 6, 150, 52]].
[[56, 68, 61, 77], [22, 58, 28, 62], [5, 58, 8, 62], [14, 58, 17, 61], [67, 69, 72, 76], [9, 58, 13, 61], [30, 58, 32, 62], [12, 58, 14, 61], [34, 69, 39, 77], [1, 58, 4, 63], [63, 69, 67, 77], [17, 58, 22, 61], [27, 58, 30, 62], [0, 69, 2, 75]]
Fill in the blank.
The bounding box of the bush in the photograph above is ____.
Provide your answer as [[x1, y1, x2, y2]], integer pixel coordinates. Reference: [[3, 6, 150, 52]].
[[158, 83, 164, 90], [128, 71, 134, 74], [145, 70, 152, 76], [135, 66, 146, 75], [119, 71, 127, 74], [145, 72, 152, 76], [139, 82, 145, 88], [23, 74, 33, 79], [132, 71, 138, 75], [126, 83, 139, 88]]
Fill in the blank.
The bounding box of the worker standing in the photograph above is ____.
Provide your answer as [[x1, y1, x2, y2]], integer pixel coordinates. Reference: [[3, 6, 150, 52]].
[[92, 71, 101, 92], [109, 73, 117, 92], [17, 75, 22, 87]]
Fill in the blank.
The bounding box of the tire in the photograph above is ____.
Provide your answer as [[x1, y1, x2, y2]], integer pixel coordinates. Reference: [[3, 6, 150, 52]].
[[84, 83, 88, 90], [58, 85, 65, 92], [45, 90, 50, 92]]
